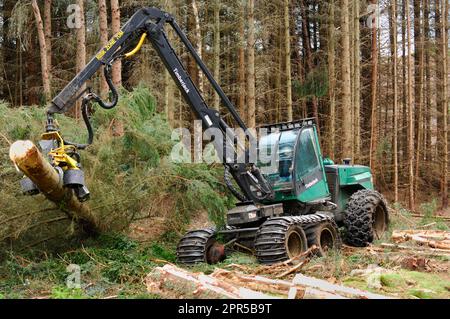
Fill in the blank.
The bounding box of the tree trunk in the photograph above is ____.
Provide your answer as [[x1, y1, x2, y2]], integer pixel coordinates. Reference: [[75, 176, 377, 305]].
[[436, 0, 449, 209], [300, 0, 319, 135], [31, 0, 51, 103], [391, 0, 399, 202], [414, 0, 424, 194], [9, 141, 99, 234], [424, 0, 432, 167], [213, 0, 220, 111], [341, 0, 352, 159], [98, 0, 109, 97], [353, 0, 361, 161], [111, 0, 122, 87], [164, 0, 175, 124], [327, 1, 336, 160], [74, 0, 86, 120], [43, 0, 52, 84], [369, 1, 379, 182], [401, 0, 408, 176], [190, 0, 203, 94], [275, 23, 282, 123], [284, 0, 292, 122], [238, 6, 246, 124], [406, 0, 415, 209], [247, 0, 256, 129]]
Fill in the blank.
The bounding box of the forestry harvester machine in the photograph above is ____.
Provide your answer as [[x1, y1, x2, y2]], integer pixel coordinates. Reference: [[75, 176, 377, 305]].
[[21, 8, 389, 265]]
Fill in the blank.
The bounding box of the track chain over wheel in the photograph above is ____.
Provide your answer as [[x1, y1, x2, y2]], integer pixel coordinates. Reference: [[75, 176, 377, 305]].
[[303, 219, 341, 257], [176, 228, 225, 265], [254, 214, 333, 265]]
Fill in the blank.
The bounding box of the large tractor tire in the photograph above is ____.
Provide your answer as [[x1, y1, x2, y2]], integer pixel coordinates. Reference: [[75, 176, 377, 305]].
[[343, 189, 389, 247], [304, 220, 340, 256], [176, 228, 226, 265]]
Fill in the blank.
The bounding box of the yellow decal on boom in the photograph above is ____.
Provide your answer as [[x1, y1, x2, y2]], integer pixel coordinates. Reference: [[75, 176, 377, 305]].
[[96, 30, 124, 60]]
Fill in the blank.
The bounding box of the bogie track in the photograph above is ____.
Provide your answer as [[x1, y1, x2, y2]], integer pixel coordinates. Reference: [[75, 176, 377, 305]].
[[176, 228, 223, 265], [255, 214, 336, 264]]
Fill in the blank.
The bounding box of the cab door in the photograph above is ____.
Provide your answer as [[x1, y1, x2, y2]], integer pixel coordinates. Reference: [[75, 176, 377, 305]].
[[293, 126, 330, 203]]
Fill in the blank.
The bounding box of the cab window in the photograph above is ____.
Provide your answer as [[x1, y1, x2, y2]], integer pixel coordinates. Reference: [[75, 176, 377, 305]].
[[295, 128, 320, 179]]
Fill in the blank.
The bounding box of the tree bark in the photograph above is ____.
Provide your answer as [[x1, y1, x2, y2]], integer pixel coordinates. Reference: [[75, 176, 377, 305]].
[[238, 5, 246, 124], [111, 0, 122, 87], [424, 0, 432, 167], [413, 0, 424, 194], [391, 0, 399, 202], [98, 0, 109, 97], [327, 1, 336, 160], [247, 0, 256, 129], [9, 141, 99, 234], [164, 0, 175, 124], [406, 0, 415, 209], [300, 0, 319, 135], [43, 0, 52, 83], [31, 0, 51, 103], [436, 0, 448, 209], [369, 1, 379, 181], [401, 0, 408, 175], [190, 0, 203, 94], [341, 0, 352, 158], [284, 0, 292, 122], [74, 0, 86, 119], [353, 0, 361, 161], [213, 0, 220, 111]]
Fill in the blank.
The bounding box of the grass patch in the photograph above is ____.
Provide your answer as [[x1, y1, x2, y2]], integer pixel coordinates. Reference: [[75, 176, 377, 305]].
[[0, 233, 178, 299]]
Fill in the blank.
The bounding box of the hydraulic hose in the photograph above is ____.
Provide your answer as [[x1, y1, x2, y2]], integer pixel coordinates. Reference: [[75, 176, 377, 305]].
[[63, 97, 94, 150], [64, 62, 119, 149], [224, 166, 248, 202], [94, 63, 118, 110]]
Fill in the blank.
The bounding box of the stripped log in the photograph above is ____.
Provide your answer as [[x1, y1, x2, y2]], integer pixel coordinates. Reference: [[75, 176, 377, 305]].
[[145, 264, 277, 299], [9, 140, 100, 234], [145, 264, 391, 299], [392, 230, 450, 250], [380, 243, 450, 256], [292, 273, 391, 299], [211, 268, 347, 299]]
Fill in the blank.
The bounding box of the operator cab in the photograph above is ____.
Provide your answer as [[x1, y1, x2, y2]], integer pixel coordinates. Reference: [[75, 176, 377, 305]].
[[258, 119, 330, 204]]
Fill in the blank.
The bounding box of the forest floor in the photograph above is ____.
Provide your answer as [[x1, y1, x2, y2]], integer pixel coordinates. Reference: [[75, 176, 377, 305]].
[[0, 204, 449, 299]]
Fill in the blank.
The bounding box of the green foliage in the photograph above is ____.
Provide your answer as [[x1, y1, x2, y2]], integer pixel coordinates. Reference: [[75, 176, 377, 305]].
[[419, 199, 438, 218], [151, 243, 176, 262], [379, 273, 406, 287], [417, 199, 449, 230], [0, 86, 234, 252], [51, 286, 88, 299], [293, 68, 329, 99], [0, 234, 175, 298]]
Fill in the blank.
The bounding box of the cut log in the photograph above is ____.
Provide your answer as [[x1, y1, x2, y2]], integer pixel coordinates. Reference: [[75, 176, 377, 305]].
[[145, 264, 389, 299], [381, 243, 450, 256], [145, 264, 278, 299], [211, 269, 347, 299], [410, 214, 450, 221], [292, 273, 391, 299], [9, 140, 100, 234], [392, 230, 450, 250]]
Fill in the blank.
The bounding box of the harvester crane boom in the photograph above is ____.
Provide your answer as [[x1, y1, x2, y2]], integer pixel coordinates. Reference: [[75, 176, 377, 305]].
[[46, 7, 273, 204]]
